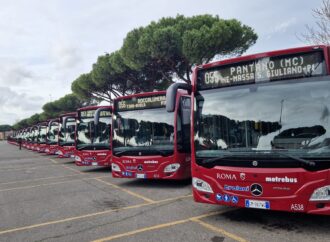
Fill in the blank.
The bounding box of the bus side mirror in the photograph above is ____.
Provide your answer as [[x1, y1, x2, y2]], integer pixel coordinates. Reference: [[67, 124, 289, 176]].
[[62, 117, 68, 133], [94, 107, 110, 126], [166, 83, 191, 112], [94, 107, 111, 136]]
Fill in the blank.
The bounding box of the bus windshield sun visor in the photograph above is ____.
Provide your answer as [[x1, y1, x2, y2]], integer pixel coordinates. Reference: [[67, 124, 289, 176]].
[[77, 144, 109, 151], [200, 152, 316, 167], [166, 83, 191, 112], [113, 149, 172, 157]]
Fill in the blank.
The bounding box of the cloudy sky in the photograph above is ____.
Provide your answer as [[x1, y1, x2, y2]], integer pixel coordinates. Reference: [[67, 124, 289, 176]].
[[0, 0, 323, 125]]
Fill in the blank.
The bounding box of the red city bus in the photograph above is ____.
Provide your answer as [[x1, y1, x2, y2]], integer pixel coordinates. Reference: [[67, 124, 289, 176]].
[[74, 106, 112, 166], [57, 113, 76, 158], [45, 119, 59, 155], [111, 91, 191, 179], [167, 45, 330, 215], [36, 122, 48, 152]]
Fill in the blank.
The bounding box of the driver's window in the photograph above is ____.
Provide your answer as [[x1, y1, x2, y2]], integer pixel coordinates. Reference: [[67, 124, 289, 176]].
[[177, 96, 191, 152]]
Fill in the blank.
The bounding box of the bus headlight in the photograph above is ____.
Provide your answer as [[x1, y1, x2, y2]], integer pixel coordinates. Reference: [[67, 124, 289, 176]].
[[164, 163, 180, 173], [112, 163, 121, 172], [75, 156, 81, 162], [310, 185, 330, 201], [192, 177, 214, 193]]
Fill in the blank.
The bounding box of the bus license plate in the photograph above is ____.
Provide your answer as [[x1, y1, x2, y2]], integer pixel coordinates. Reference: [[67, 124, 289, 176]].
[[136, 173, 146, 179], [245, 199, 270, 209], [92, 162, 98, 166]]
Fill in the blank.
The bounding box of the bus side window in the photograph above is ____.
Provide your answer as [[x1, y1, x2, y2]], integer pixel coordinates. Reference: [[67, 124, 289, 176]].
[[178, 96, 191, 152]]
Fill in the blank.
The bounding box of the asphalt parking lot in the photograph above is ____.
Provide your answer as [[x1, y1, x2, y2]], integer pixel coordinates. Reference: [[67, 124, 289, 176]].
[[0, 141, 329, 242]]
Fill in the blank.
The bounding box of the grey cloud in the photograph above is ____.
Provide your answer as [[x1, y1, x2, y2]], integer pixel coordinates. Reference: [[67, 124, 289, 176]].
[[0, 86, 44, 124], [0, 110, 19, 125], [0, 0, 323, 125], [50, 42, 82, 69], [0, 62, 33, 86], [0, 87, 39, 108]]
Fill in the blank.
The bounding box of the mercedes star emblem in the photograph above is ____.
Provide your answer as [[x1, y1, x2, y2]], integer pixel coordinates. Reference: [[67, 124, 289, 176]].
[[250, 183, 263, 196], [137, 164, 143, 171]]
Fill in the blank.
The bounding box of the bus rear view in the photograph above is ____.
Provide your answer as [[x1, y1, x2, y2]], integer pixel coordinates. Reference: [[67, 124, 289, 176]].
[[169, 46, 330, 215], [111, 91, 191, 179]]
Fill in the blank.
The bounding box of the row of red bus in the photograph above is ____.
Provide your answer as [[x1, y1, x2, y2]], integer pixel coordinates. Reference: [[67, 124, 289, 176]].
[[9, 45, 330, 215]]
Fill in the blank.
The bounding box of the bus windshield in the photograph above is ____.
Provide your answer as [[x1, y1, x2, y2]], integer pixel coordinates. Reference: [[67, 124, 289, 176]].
[[113, 108, 174, 156], [59, 118, 75, 145], [195, 79, 330, 160], [76, 115, 93, 149], [47, 122, 59, 145], [38, 126, 47, 143], [32, 128, 38, 143], [76, 111, 111, 150], [94, 115, 111, 149]]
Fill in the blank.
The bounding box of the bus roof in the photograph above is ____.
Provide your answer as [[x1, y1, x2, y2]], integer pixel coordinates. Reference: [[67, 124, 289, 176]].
[[197, 45, 329, 73], [59, 112, 76, 118], [76, 105, 112, 112], [114, 91, 166, 102]]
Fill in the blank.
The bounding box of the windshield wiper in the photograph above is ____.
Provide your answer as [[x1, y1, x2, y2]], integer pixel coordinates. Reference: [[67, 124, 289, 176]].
[[275, 152, 316, 167], [200, 154, 235, 165], [149, 149, 172, 156], [77, 144, 96, 151], [93, 144, 110, 150], [113, 150, 128, 156], [59, 141, 74, 146], [200, 152, 316, 167], [113, 148, 172, 157]]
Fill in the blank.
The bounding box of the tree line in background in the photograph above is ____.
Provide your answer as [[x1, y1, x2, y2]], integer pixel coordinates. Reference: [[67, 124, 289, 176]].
[[11, 14, 258, 130], [11, 94, 92, 130], [7, 1, 330, 131], [6, 0, 330, 130], [71, 15, 257, 102]]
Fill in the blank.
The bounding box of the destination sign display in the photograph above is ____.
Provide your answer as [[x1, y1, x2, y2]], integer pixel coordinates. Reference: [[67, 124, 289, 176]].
[[99, 110, 111, 117], [115, 94, 166, 112], [80, 110, 96, 118], [198, 50, 326, 90]]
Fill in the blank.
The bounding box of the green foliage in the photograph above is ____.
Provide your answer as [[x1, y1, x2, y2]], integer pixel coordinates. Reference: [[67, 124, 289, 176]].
[[71, 73, 98, 101], [15, 14, 258, 128], [71, 14, 257, 102], [12, 119, 28, 130], [72, 71, 112, 102], [121, 14, 258, 83], [26, 113, 41, 126], [0, 125, 12, 132], [72, 51, 171, 103], [109, 50, 172, 93], [42, 93, 85, 118], [13, 93, 85, 130]]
